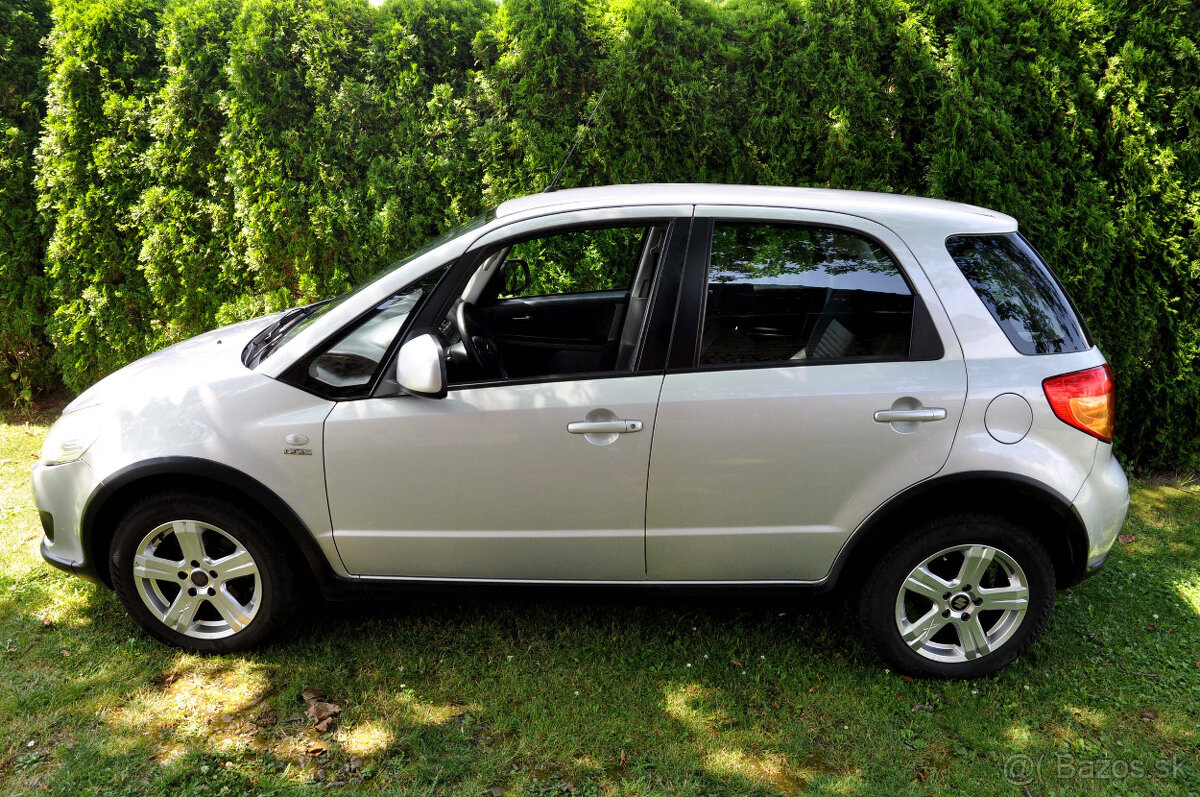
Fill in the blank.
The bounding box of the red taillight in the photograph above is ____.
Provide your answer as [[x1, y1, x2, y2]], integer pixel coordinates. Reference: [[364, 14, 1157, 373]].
[[1042, 365, 1114, 443]]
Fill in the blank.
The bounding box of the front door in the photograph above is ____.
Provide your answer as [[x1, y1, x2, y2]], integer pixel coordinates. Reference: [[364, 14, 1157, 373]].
[[646, 208, 968, 581], [324, 210, 691, 580], [324, 375, 664, 579]]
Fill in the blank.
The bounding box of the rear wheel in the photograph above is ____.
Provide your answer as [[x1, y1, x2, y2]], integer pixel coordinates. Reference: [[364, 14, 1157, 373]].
[[110, 492, 295, 652], [858, 514, 1055, 678]]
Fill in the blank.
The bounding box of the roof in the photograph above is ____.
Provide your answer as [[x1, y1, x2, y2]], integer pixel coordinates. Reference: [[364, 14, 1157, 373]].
[[494, 183, 1017, 235]]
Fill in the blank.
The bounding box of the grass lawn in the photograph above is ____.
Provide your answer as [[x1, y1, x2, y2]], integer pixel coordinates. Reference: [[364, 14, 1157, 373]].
[[0, 412, 1196, 796]]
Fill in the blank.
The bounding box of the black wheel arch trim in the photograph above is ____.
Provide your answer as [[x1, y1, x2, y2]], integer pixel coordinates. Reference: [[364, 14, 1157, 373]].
[[823, 470, 1090, 592], [79, 457, 352, 596]]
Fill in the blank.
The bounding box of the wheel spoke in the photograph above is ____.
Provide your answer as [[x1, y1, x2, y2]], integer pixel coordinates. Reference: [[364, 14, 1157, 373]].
[[209, 587, 252, 632], [901, 607, 946, 651], [172, 521, 206, 563], [977, 583, 1029, 611], [213, 548, 257, 581], [133, 552, 182, 582], [956, 545, 996, 587], [903, 566, 954, 601], [162, 589, 202, 632], [958, 616, 992, 660]]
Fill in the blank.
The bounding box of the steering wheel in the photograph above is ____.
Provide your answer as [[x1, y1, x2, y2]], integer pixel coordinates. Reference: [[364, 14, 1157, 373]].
[[455, 301, 508, 380]]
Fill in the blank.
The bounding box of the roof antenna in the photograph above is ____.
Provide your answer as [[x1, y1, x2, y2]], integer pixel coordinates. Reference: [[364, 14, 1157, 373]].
[[544, 88, 607, 193]]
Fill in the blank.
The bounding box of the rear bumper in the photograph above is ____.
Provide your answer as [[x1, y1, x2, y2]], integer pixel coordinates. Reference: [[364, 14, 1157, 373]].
[[31, 459, 106, 586], [1071, 447, 1130, 577]]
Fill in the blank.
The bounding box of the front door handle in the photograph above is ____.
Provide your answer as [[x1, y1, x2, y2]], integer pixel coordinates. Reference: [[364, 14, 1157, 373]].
[[873, 408, 947, 423], [567, 419, 644, 435]]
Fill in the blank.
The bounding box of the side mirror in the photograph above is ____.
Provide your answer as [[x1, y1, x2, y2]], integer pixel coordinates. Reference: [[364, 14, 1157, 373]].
[[394, 333, 447, 399], [503, 258, 530, 296]]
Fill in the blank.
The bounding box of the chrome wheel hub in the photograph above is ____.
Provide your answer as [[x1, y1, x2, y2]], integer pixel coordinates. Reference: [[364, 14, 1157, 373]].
[[132, 520, 261, 639], [894, 543, 1030, 663]]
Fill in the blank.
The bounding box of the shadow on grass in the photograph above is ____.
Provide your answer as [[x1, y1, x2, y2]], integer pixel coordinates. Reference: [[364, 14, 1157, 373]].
[[1, 486, 1198, 795]]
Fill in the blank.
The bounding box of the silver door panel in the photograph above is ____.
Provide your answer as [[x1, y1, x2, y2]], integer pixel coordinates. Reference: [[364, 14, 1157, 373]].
[[325, 375, 664, 579], [646, 360, 967, 580]]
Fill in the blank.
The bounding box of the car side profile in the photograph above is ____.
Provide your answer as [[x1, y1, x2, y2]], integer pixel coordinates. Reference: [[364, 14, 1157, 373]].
[[33, 184, 1129, 678]]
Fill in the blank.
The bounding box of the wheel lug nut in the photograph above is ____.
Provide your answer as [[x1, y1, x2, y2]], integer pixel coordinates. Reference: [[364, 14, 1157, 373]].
[[974, 597, 983, 606], [207, 587, 215, 596], [942, 592, 951, 600], [187, 587, 196, 596], [209, 570, 218, 579], [963, 584, 972, 591], [177, 571, 187, 580], [190, 560, 200, 568], [961, 612, 970, 621], [941, 609, 950, 618]]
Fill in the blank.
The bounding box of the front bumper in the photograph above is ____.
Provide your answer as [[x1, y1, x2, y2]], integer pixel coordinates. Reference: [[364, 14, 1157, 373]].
[[1072, 448, 1130, 576], [31, 459, 106, 585]]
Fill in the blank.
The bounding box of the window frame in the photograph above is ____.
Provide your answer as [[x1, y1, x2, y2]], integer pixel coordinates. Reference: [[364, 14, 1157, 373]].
[[375, 212, 694, 394], [666, 216, 943, 373]]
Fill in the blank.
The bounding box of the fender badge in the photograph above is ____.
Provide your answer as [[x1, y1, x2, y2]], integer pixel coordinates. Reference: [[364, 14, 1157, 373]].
[[284, 447, 312, 456]]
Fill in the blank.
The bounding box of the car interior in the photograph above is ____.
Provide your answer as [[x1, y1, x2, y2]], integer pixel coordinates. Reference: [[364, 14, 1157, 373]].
[[439, 223, 669, 385], [699, 285, 915, 364]]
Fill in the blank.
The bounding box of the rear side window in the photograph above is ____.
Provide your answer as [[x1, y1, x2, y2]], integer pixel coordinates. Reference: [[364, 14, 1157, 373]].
[[946, 233, 1090, 355], [700, 223, 914, 365]]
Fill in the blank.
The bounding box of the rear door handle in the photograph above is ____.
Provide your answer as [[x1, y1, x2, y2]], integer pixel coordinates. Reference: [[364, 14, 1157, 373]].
[[567, 419, 644, 434], [873, 408, 947, 423]]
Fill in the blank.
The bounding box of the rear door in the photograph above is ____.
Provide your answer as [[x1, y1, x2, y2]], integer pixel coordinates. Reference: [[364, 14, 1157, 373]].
[[646, 206, 967, 581]]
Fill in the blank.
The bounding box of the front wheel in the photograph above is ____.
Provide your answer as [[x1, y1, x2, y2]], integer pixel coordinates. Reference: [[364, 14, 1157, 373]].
[[858, 514, 1055, 678], [110, 492, 295, 652]]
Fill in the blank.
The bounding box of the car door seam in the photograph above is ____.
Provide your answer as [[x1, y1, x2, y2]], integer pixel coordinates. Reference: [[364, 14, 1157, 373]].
[[320, 401, 354, 575], [643, 373, 668, 576]]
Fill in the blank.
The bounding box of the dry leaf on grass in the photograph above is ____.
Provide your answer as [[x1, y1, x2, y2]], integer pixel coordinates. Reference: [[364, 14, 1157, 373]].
[[300, 688, 343, 733]]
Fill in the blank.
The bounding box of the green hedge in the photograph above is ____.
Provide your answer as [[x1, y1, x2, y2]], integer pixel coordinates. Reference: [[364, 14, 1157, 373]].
[[0, 0, 51, 404], [3, 0, 1198, 469]]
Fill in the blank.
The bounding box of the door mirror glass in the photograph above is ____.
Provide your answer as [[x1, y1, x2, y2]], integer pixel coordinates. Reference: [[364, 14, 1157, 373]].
[[395, 333, 447, 398], [502, 258, 530, 296]]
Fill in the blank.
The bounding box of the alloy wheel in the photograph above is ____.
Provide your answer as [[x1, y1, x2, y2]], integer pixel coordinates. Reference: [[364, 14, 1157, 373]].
[[131, 519, 261, 639], [893, 543, 1030, 663]]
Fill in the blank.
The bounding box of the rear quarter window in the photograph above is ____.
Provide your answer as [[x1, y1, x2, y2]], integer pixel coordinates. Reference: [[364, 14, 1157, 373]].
[[945, 233, 1091, 355]]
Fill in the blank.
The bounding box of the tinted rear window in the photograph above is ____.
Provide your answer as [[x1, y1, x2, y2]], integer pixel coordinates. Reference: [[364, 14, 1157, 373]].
[[701, 223, 914, 365], [946, 233, 1090, 355]]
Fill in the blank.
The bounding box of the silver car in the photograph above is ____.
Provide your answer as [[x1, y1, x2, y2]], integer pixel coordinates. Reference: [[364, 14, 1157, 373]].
[[33, 184, 1129, 677]]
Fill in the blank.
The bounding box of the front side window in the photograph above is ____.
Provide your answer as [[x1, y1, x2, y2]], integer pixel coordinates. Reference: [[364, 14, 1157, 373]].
[[442, 223, 669, 384], [700, 223, 914, 365], [502, 225, 648, 298], [945, 233, 1090, 355]]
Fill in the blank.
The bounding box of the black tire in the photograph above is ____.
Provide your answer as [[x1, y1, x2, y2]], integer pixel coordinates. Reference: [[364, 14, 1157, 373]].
[[110, 492, 296, 652], [858, 514, 1055, 679]]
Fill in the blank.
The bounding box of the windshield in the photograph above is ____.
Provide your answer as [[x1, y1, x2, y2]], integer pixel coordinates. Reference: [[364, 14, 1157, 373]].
[[251, 210, 493, 365]]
